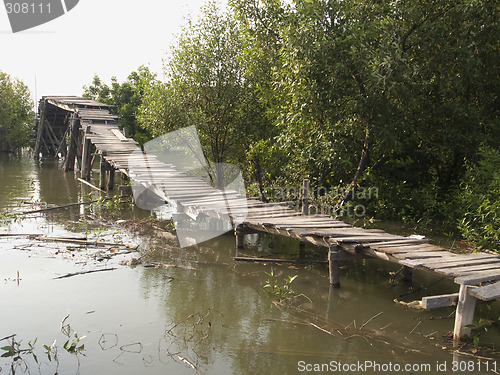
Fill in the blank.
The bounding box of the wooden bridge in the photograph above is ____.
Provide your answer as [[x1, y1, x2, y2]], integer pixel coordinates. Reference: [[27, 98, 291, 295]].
[[34, 96, 500, 341]]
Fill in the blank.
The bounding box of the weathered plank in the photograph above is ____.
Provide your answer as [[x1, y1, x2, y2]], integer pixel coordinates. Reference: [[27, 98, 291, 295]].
[[376, 246, 451, 255], [455, 270, 500, 285], [469, 281, 500, 301], [393, 252, 445, 260], [435, 264, 500, 277], [366, 238, 429, 247], [421, 293, 459, 309], [422, 257, 500, 270]]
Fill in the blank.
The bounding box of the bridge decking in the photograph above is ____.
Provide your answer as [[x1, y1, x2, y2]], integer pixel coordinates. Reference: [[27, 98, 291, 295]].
[[34, 96, 500, 340]]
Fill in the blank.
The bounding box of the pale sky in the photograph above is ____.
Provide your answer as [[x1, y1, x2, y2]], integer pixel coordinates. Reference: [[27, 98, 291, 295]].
[[0, 0, 225, 107]]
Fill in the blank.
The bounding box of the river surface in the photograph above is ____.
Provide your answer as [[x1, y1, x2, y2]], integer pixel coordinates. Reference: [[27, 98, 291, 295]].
[[0, 151, 499, 375]]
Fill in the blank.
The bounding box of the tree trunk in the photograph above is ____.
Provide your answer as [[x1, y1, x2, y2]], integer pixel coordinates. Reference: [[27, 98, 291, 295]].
[[335, 126, 370, 210]]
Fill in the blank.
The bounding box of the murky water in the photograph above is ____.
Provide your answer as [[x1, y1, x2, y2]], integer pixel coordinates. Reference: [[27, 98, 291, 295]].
[[1, 152, 499, 375]]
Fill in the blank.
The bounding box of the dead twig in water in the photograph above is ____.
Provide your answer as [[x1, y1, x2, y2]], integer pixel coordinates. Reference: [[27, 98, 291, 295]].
[[15, 199, 111, 215], [175, 354, 201, 375], [32, 236, 137, 249], [410, 321, 421, 334], [451, 350, 495, 361], [265, 318, 335, 336], [359, 312, 383, 330], [53, 267, 116, 279], [77, 178, 106, 193], [0, 233, 44, 237]]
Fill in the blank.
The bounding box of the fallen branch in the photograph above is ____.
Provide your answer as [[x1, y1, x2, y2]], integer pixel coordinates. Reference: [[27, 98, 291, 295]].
[[409, 321, 421, 334], [233, 256, 327, 264], [359, 312, 383, 330], [77, 178, 106, 193], [16, 199, 110, 215], [32, 236, 136, 248], [0, 233, 44, 237], [264, 318, 335, 336], [451, 350, 495, 361], [53, 267, 116, 279]]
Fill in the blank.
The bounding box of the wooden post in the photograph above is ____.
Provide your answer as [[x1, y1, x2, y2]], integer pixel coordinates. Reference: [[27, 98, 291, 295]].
[[402, 266, 413, 282], [64, 114, 79, 171], [100, 156, 108, 190], [453, 285, 477, 341], [81, 126, 92, 181], [329, 245, 341, 288], [301, 179, 310, 216], [34, 100, 46, 159], [299, 241, 306, 258], [235, 225, 245, 249], [108, 168, 116, 190]]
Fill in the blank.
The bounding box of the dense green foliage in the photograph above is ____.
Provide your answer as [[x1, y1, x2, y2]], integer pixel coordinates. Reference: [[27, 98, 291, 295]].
[[0, 71, 35, 151], [457, 146, 500, 251], [82, 66, 156, 145], [84, 0, 499, 251], [137, 2, 272, 167]]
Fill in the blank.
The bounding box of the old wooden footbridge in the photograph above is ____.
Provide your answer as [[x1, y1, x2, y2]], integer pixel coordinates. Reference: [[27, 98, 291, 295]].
[[34, 96, 500, 340]]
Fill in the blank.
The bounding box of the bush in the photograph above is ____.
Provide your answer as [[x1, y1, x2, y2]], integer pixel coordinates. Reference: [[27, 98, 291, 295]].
[[457, 146, 500, 252], [0, 71, 35, 151]]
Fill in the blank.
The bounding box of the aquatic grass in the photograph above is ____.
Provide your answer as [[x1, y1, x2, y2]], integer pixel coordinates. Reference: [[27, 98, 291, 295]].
[[263, 268, 298, 298]]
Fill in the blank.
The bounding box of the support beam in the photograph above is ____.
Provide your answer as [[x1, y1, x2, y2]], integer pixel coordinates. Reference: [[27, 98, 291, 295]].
[[235, 225, 245, 249], [401, 266, 413, 282], [421, 293, 459, 310], [44, 119, 61, 152], [100, 157, 109, 190], [33, 101, 46, 159], [64, 114, 79, 171], [81, 126, 92, 181], [329, 245, 341, 288], [299, 241, 306, 258], [108, 168, 116, 190], [453, 285, 477, 341]]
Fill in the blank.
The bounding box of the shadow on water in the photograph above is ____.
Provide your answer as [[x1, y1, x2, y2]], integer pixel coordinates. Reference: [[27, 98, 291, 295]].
[[0, 152, 499, 374]]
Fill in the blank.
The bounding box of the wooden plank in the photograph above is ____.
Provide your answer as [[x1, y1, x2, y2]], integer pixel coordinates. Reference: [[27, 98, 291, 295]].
[[435, 264, 500, 277], [366, 238, 428, 247], [421, 293, 459, 309], [469, 281, 500, 301], [393, 252, 445, 260], [401, 256, 460, 268], [247, 212, 303, 219], [334, 236, 410, 244], [422, 257, 500, 270], [455, 270, 500, 285], [376, 246, 450, 255]]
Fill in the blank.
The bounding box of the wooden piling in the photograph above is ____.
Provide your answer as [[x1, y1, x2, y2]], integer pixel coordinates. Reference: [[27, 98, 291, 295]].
[[329, 245, 341, 288], [299, 241, 306, 258], [100, 156, 109, 190], [34, 101, 46, 159], [81, 126, 92, 181], [401, 266, 413, 282], [453, 285, 477, 341], [301, 179, 310, 216], [64, 114, 79, 171], [236, 225, 245, 249], [108, 168, 116, 190]]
